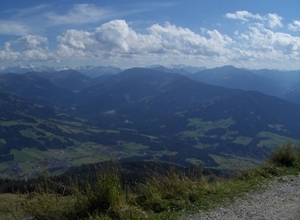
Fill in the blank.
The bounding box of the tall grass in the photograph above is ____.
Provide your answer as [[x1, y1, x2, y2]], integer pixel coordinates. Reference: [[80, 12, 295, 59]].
[[19, 142, 300, 220], [21, 165, 146, 220], [137, 169, 209, 212], [268, 141, 300, 167]]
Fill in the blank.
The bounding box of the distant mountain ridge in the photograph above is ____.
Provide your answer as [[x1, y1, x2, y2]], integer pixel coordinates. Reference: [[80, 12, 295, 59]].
[[1, 64, 300, 105], [0, 72, 77, 107], [1, 64, 299, 95], [186, 65, 285, 97], [0, 65, 123, 78]]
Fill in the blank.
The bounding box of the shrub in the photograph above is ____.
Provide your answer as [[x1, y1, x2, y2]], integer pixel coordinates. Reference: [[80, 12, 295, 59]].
[[269, 141, 300, 167]]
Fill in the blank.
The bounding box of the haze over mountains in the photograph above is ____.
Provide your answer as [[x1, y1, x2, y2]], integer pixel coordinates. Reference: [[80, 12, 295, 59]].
[[0, 64, 300, 178], [1, 64, 299, 104]]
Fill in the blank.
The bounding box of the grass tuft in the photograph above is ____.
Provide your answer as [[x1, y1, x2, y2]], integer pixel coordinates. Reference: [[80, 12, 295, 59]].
[[137, 169, 208, 213], [268, 141, 300, 167], [21, 163, 146, 220]]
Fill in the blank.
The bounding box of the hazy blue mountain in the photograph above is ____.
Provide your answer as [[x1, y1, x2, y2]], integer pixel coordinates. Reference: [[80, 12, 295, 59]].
[[0, 65, 67, 74], [187, 65, 284, 97], [290, 80, 300, 91], [283, 89, 300, 105], [251, 69, 300, 105], [0, 65, 123, 79], [253, 69, 300, 90], [148, 64, 206, 75], [75, 68, 298, 136], [76, 68, 195, 113], [0, 91, 57, 119], [148, 65, 190, 75], [36, 70, 94, 92], [168, 64, 206, 73], [0, 72, 77, 108], [75, 65, 123, 78], [73, 68, 300, 165]]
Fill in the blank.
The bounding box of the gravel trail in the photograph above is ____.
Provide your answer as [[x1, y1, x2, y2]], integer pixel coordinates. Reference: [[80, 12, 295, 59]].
[[181, 175, 300, 220]]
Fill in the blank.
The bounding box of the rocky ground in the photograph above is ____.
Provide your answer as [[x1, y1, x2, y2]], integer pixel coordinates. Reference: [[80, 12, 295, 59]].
[[181, 174, 300, 220]]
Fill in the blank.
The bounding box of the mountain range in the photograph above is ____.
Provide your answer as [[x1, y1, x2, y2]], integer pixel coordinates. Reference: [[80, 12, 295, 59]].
[[0, 65, 300, 179], [1, 64, 299, 104]]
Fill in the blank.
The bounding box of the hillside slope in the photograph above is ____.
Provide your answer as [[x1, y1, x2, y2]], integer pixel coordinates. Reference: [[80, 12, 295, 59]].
[[1, 68, 300, 178]]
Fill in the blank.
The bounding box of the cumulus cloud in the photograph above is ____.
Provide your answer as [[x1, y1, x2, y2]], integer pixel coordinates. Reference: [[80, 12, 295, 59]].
[[11, 35, 48, 50], [223, 12, 300, 69], [57, 20, 232, 62], [1, 14, 299, 69], [288, 20, 300, 31], [0, 35, 58, 63], [226, 11, 299, 63], [265, 13, 283, 29], [225, 11, 262, 21], [226, 11, 283, 29], [54, 19, 300, 68], [148, 23, 232, 56], [232, 24, 300, 61]]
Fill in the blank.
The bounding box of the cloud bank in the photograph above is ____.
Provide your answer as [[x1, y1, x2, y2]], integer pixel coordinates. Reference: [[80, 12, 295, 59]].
[[0, 9, 299, 69], [56, 20, 232, 60]]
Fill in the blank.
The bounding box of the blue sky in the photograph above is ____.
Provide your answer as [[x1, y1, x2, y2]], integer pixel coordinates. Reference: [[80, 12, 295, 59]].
[[0, 0, 299, 69]]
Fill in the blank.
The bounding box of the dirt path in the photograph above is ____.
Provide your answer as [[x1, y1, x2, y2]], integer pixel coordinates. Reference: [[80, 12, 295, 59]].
[[181, 175, 300, 220]]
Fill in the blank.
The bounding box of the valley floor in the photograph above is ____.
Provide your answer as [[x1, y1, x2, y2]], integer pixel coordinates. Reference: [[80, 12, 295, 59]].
[[182, 174, 300, 220]]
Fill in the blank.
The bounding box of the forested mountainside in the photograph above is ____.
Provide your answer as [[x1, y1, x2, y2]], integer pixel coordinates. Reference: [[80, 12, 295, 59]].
[[0, 67, 300, 179]]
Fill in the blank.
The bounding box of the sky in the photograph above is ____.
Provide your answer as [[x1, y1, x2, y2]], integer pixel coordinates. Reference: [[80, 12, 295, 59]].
[[0, 0, 300, 70]]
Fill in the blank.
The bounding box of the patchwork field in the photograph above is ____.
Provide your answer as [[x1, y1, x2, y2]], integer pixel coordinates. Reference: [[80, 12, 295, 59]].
[[0, 114, 298, 179]]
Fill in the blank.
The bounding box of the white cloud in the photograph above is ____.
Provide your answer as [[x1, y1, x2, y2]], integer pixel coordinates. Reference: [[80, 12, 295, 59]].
[[148, 23, 232, 56], [0, 42, 20, 62], [265, 13, 283, 29], [232, 24, 300, 61], [224, 12, 300, 69], [1, 14, 299, 69], [288, 20, 300, 31], [225, 11, 262, 21], [56, 20, 233, 63], [0, 35, 58, 63], [52, 19, 300, 69], [225, 11, 299, 63], [226, 11, 283, 29], [11, 35, 48, 50]]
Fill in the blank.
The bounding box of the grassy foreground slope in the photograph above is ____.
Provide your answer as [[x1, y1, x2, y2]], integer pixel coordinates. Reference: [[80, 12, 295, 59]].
[[1, 141, 299, 220]]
